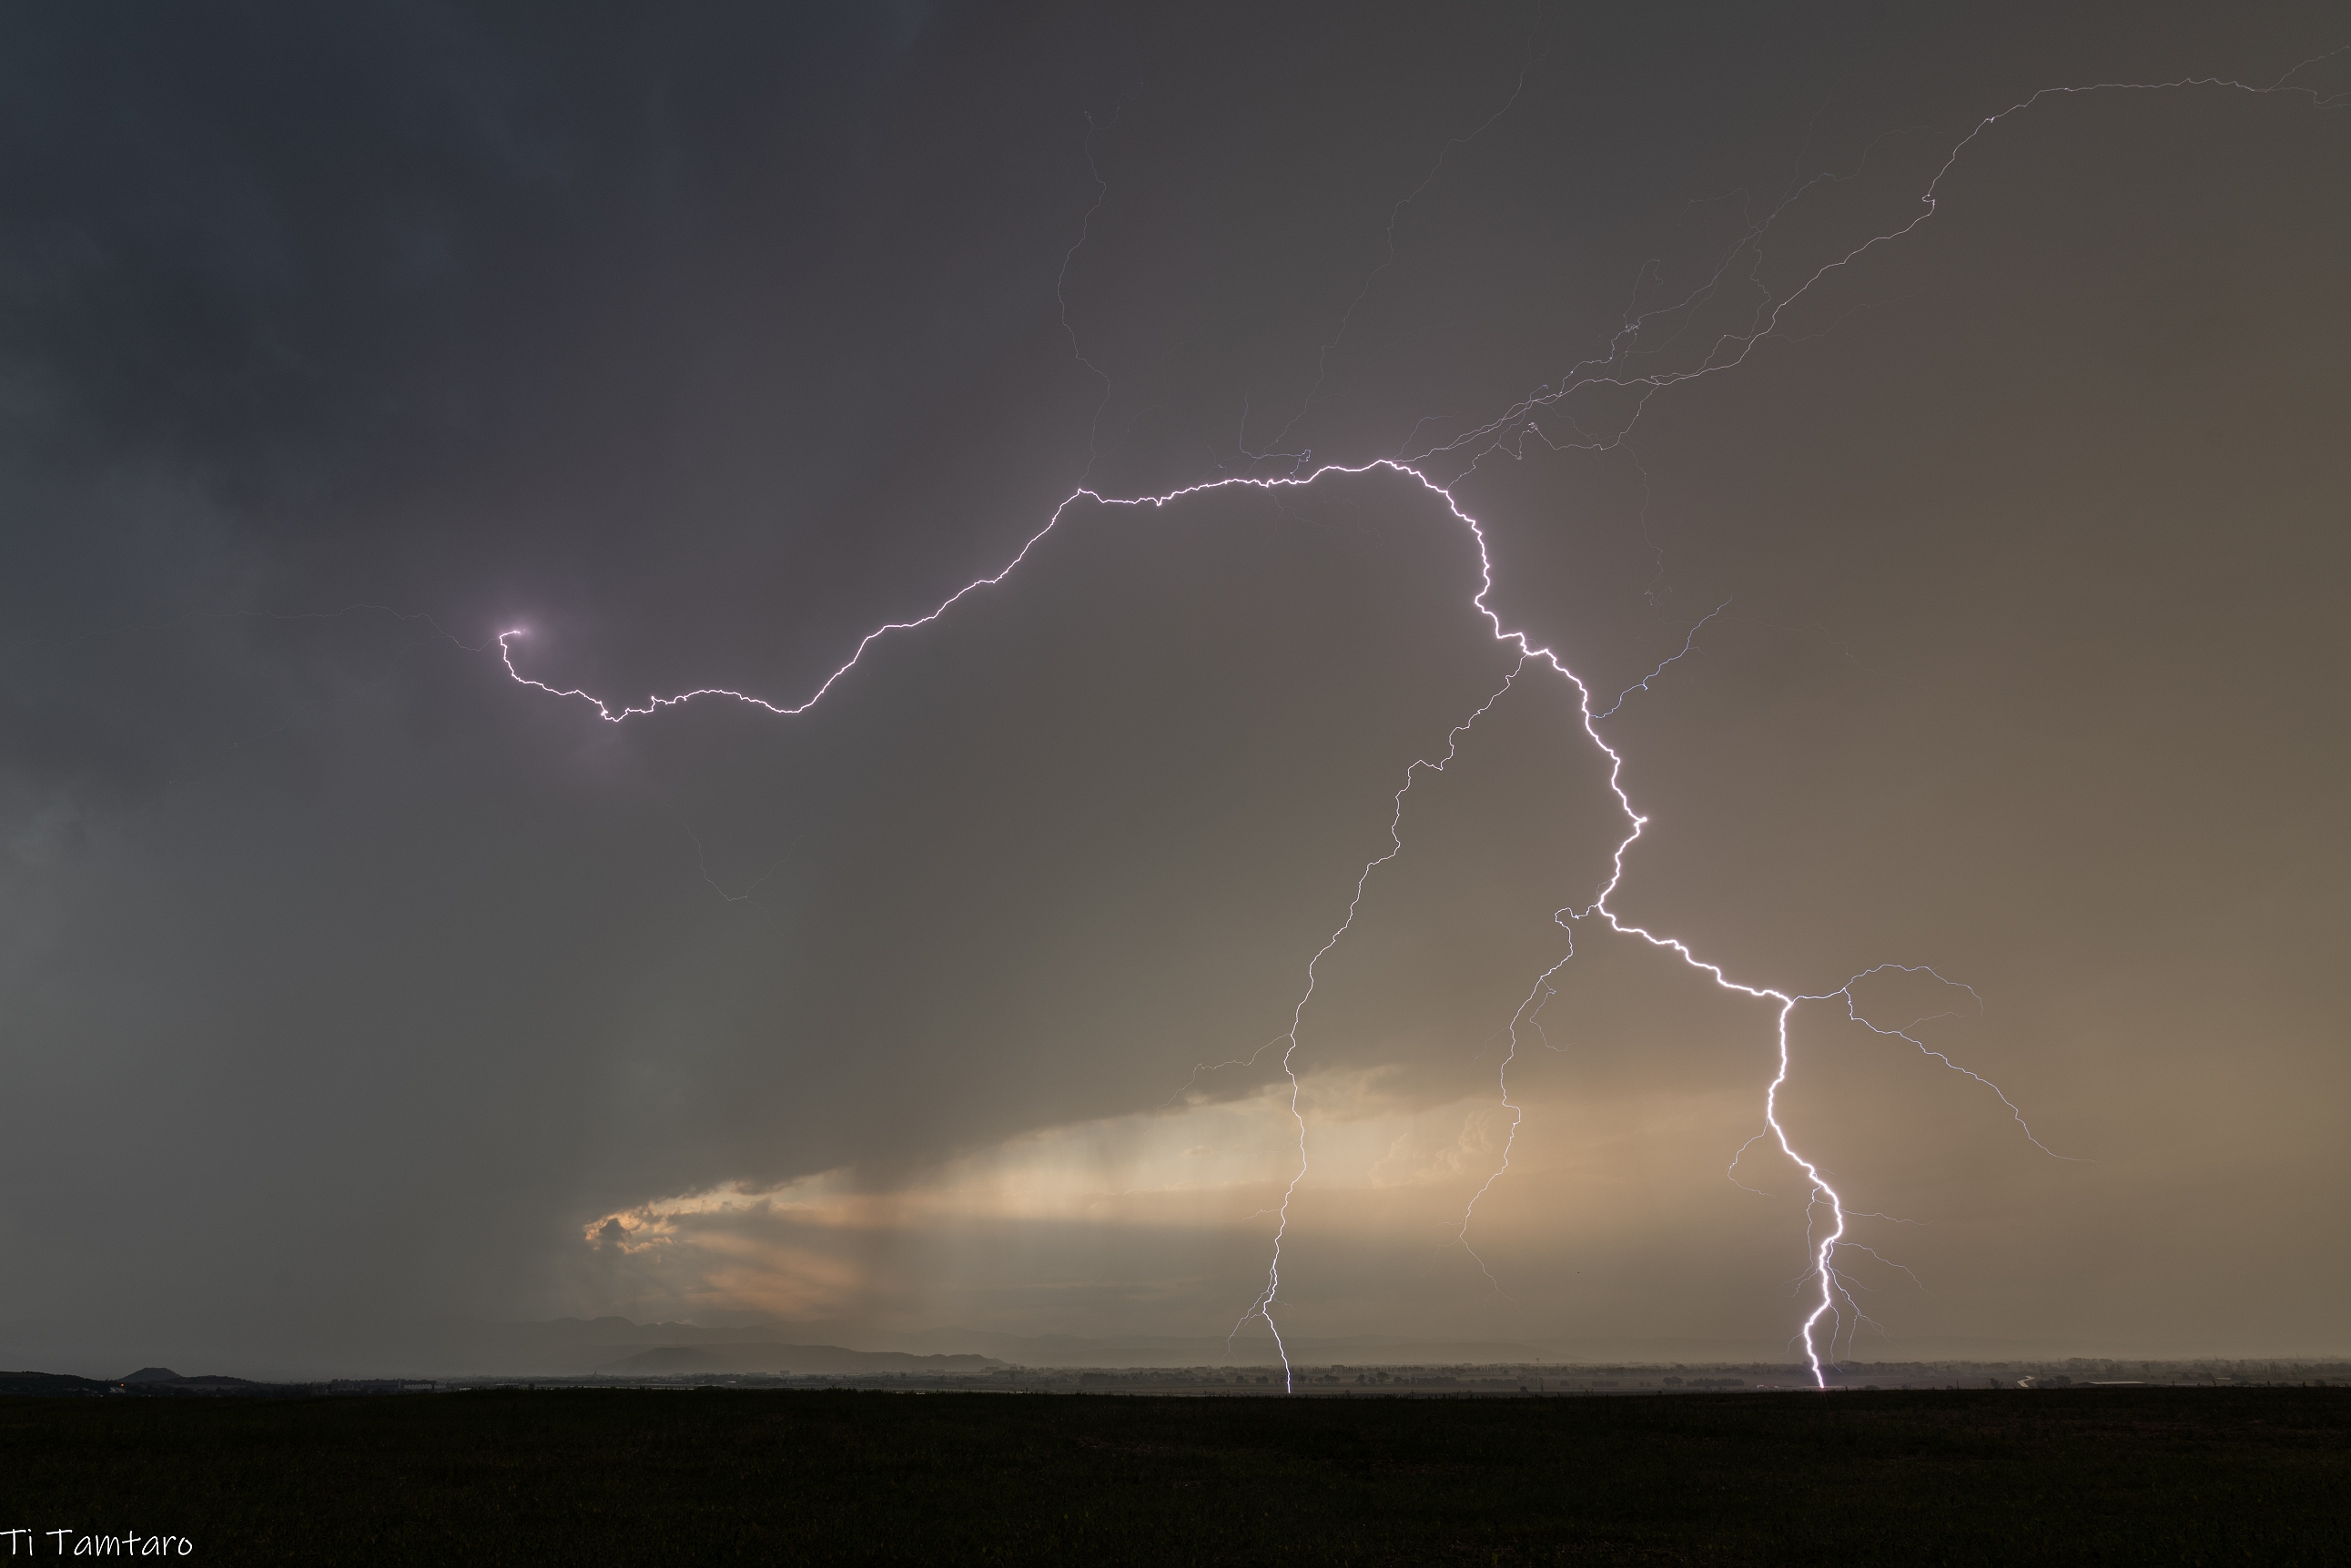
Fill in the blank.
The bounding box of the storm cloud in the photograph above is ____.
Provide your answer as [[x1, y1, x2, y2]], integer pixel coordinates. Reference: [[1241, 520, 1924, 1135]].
[[1, 2, 2344, 1377]]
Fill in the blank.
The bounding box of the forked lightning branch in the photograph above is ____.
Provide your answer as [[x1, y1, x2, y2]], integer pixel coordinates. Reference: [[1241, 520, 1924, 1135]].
[[496, 70, 2339, 1391]]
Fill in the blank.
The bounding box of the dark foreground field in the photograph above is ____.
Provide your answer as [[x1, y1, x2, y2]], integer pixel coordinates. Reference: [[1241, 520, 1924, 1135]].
[[5, 1386, 2345, 1564]]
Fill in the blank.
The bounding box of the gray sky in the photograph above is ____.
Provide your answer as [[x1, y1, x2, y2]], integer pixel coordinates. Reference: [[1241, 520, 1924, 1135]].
[[2, 1, 2345, 1378]]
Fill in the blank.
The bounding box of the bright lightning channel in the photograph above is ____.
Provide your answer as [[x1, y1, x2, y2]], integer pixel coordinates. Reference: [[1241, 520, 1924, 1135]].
[[502, 452, 2031, 1392], [496, 68, 2340, 1391]]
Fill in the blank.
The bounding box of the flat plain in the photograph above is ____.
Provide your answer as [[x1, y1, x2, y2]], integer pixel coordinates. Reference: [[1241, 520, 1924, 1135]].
[[5, 1385, 2345, 1564]]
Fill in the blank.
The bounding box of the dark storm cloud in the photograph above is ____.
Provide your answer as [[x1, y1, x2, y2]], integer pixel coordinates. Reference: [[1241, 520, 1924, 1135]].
[[1, 2, 2344, 1375]]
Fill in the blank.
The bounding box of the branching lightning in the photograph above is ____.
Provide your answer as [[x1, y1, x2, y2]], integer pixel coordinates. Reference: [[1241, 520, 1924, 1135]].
[[1227, 652, 1530, 1388], [496, 70, 2342, 1389], [1593, 600, 1728, 721], [1456, 941, 1575, 1299]]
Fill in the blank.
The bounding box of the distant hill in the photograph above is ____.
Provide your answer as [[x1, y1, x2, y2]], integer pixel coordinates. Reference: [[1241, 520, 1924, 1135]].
[[0, 1371, 115, 1396], [141, 1375, 268, 1393], [598, 1343, 1002, 1376], [122, 1366, 183, 1383]]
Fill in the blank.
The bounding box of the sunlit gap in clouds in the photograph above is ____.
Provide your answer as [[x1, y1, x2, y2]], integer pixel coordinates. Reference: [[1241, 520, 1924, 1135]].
[[579, 1067, 1778, 1340]]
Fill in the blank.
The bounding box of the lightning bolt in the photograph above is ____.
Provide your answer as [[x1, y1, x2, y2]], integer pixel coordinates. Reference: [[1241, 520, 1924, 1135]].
[[1593, 601, 1728, 722], [1457, 938, 1575, 1299], [495, 69, 2342, 1390], [1228, 652, 1530, 1389]]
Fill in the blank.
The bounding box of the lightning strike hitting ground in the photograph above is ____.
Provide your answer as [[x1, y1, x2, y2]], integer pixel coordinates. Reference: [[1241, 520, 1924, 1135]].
[[497, 70, 2341, 1390], [503, 452, 2033, 1390], [1228, 652, 1531, 1381]]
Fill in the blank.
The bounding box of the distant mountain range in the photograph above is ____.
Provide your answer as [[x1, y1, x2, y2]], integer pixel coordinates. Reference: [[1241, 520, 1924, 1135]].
[[598, 1344, 1000, 1376], [17, 1312, 2147, 1381], [0, 1368, 301, 1396], [268, 1317, 1607, 1376]]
